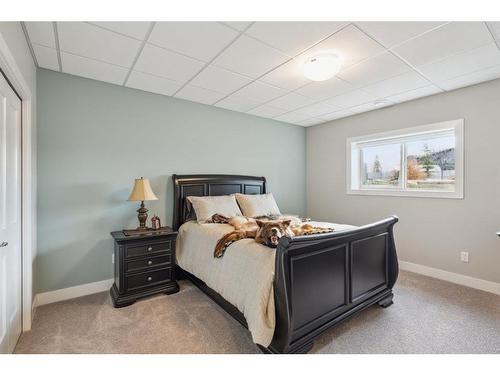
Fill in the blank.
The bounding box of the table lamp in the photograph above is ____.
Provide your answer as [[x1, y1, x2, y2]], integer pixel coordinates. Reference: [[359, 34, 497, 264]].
[[127, 177, 158, 230]]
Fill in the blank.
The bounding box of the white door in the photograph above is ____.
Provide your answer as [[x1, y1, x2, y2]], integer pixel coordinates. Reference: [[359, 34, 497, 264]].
[[0, 72, 22, 353]]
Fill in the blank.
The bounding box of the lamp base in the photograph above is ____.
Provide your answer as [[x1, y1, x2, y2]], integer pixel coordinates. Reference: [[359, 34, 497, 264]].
[[137, 201, 149, 230]]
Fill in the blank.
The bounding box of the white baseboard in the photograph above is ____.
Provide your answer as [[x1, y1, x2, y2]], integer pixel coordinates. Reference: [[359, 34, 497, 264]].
[[30, 262, 500, 309], [34, 278, 114, 307], [399, 261, 500, 295]]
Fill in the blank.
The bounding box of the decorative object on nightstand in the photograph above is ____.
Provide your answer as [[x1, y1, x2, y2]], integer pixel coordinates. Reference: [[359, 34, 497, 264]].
[[151, 214, 161, 230], [110, 227, 179, 308], [127, 177, 158, 230]]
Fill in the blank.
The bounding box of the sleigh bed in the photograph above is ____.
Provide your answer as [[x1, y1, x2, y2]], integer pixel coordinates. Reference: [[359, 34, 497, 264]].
[[172, 174, 399, 354]]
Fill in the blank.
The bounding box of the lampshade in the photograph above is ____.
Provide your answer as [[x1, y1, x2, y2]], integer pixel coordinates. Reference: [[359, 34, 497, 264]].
[[127, 177, 158, 202]]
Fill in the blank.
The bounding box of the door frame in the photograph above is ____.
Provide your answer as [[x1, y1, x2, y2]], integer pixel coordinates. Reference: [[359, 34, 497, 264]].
[[0, 32, 35, 332]]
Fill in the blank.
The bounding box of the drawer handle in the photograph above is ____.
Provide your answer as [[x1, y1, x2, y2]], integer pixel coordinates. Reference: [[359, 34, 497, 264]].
[[147, 246, 153, 251], [147, 276, 153, 282], [147, 260, 153, 266]]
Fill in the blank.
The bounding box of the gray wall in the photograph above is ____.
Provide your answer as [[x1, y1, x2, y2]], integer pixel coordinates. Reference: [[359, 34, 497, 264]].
[[0, 22, 37, 298], [37, 69, 306, 293], [307, 79, 500, 283]]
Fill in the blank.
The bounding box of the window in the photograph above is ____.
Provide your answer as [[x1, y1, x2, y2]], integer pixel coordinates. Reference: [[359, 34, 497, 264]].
[[347, 119, 464, 198]]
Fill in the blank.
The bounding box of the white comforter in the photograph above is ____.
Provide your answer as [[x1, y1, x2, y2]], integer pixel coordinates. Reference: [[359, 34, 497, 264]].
[[176, 220, 355, 346]]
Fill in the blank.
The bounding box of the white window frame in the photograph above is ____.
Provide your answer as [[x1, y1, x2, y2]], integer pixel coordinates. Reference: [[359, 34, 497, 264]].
[[346, 119, 464, 199]]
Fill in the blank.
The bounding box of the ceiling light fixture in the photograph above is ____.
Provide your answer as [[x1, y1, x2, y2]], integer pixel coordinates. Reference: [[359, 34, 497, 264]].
[[300, 53, 342, 82]]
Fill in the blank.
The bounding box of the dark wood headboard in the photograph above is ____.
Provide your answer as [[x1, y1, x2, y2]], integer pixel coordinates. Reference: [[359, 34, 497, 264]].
[[171, 174, 267, 230]]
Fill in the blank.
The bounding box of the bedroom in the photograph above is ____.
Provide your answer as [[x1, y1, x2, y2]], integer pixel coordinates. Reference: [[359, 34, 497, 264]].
[[1, 0, 499, 372]]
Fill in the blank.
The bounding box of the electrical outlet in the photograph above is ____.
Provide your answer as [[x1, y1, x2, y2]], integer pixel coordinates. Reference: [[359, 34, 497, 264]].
[[111, 253, 115, 264], [460, 251, 469, 263]]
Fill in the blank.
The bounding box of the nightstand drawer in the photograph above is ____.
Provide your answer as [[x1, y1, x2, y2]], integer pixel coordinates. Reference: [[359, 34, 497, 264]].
[[125, 240, 171, 258], [126, 254, 171, 273], [125, 267, 173, 291]]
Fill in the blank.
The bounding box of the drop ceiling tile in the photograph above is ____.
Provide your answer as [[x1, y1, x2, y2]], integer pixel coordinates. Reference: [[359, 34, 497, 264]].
[[301, 24, 386, 70], [324, 89, 379, 109], [149, 22, 238, 62], [246, 104, 289, 118], [294, 77, 354, 100], [57, 22, 142, 67], [134, 44, 205, 82], [212, 35, 290, 78], [235, 81, 287, 102], [274, 111, 311, 124], [418, 43, 500, 82], [386, 85, 443, 103], [222, 22, 253, 31], [267, 92, 315, 110], [246, 22, 347, 56], [215, 94, 262, 112], [296, 117, 324, 127], [260, 59, 311, 90], [61, 52, 129, 85], [338, 52, 412, 88], [190, 65, 252, 94], [356, 22, 446, 48], [488, 22, 500, 40], [437, 64, 500, 91], [319, 109, 356, 121], [175, 85, 226, 105], [90, 22, 152, 40], [361, 71, 430, 98], [24, 22, 55, 48], [295, 102, 339, 117], [126, 71, 183, 96], [32, 44, 59, 71], [393, 22, 493, 67], [349, 100, 394, 114]]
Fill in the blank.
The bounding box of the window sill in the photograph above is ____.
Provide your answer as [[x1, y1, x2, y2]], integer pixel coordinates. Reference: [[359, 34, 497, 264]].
[[347, 189, 464, 199]]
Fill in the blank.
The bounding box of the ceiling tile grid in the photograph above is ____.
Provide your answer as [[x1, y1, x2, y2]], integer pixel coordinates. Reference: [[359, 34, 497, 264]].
[[25, 22, 56, 48], [133, 43, 205, 83], [60, 52, 129, 85], [189, 65, 253, 94], [31, 44, 59, 71], [148, 22, 239, 62], [354, 22, 447, 48], [215, 93, 263, 112], [175, 84, 227, 105], [126, 70, 183, 97], [245, 22, 348, 56], [22, 21, 500, 127], [57, 22, 143, 68], [211, 34, 291, 79], [246, 104, 290, 118], [89, 22, 152, 40]]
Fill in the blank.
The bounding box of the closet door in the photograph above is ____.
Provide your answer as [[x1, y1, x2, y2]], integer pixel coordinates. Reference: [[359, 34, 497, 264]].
[[0, 71, 22, 353]]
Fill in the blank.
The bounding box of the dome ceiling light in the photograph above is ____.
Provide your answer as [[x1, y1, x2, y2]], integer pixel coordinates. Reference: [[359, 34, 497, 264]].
[[300, 53, 342, 82]]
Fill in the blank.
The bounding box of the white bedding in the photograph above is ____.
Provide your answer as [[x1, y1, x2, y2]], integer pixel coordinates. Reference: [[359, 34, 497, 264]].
[[176, 220, 356, 346]]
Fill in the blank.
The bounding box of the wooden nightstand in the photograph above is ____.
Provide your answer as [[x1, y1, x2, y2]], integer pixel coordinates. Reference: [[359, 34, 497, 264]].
[[110, 228, 179, 308]]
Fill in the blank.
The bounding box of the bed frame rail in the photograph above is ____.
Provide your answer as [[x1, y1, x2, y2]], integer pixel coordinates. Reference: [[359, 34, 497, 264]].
[[269, 216, 399, 353]]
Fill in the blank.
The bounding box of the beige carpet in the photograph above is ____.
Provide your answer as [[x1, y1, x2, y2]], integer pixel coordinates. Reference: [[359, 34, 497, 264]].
[[15, 271, 500, 354]]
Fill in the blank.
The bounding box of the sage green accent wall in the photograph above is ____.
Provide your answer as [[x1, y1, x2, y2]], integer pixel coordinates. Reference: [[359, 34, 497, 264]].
[[37, 69, 306, 293]]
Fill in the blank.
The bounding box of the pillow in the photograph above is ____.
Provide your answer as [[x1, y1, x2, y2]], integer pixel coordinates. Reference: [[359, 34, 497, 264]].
[[187, 195, 242, 223], [235, 193, 281, 217]]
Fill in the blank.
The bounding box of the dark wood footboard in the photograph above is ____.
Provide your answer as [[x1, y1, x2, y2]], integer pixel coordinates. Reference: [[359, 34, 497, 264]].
[[268, 216, 399, 353]]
